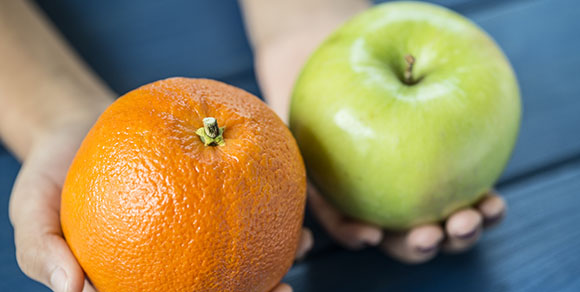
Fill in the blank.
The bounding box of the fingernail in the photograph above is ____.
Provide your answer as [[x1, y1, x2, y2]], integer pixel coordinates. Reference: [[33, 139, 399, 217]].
[[295, 249, 309, 262], [295, 254, 306, 262], [50, 268, 68, 292], [363, 231, 383, 246], [484, 213, 504, 225], [416, 245, 437, 253], [456, 229, 478, 240]]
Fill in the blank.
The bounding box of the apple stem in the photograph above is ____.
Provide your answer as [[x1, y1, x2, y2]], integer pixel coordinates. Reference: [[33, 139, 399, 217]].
[[195, 117, 226, 146], [404, 54, 415, 85]]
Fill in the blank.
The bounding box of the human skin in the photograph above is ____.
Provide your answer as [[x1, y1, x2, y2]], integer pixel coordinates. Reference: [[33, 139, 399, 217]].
[[0, 1, 505, 292]]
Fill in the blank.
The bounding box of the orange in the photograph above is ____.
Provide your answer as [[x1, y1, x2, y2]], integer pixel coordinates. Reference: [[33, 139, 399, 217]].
[[60, 78, 306, 292]]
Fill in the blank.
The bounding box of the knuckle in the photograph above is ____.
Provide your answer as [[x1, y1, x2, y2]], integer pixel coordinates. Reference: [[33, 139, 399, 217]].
[[15, 235, 51, 281], [15, 243, 41, 278]]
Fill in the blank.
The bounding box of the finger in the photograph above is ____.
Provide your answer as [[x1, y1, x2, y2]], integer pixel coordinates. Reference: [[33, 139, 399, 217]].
[[82, 279, 97, 292], [477, 190, 507, 228], [270, 283, 293, 292], [295, 228, 313, 260], [381, 224, 444, 264], [442, 208, 483, 253], [308, 184, 382, 249], [9, 162, 85, 292]]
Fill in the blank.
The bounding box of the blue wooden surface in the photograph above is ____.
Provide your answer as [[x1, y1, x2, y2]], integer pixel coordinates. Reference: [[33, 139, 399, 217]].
[[1, 0, 579, 291]]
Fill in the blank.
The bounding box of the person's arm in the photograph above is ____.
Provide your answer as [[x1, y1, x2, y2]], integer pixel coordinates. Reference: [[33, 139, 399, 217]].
[[240, 0, 371, 121], [0, 0, 113, 160], [0, 1, 113, 291]]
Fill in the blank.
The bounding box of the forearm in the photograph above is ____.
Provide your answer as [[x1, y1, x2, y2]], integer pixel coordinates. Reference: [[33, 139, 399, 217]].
[[0, 0, 114, 160], [240, 0, 370, 120]]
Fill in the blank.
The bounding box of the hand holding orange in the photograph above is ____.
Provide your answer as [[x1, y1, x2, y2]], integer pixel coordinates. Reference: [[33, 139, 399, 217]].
[[61, 78, 306, 292]]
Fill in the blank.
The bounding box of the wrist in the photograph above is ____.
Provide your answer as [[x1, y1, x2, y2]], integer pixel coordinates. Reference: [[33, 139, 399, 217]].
[[247, 1, 371, 121], [254, 29, 329, 120], [35, 97, 112, 141], [242, 0, 371, 49], [255, 23, 355, 121], [3, 96, 113, 161]]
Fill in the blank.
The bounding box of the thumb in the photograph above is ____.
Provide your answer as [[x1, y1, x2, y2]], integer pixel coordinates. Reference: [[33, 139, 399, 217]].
[[9, 160, 85, 292], [271, 283, 293, 292], [14, 232, 85, 292]]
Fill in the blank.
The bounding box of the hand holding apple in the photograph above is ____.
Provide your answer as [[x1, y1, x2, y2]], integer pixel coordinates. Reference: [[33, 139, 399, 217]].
[[254, 1, 516, 263], [308, 183, 506, 263], [288, 2, 519, 262]]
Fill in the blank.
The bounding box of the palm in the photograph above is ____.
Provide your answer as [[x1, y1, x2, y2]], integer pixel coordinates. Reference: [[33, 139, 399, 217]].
[[307, 182, 506, 263]]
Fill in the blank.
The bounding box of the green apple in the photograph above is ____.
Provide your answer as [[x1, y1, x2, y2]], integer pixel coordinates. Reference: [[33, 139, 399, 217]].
[[289, 1, 521, 230]]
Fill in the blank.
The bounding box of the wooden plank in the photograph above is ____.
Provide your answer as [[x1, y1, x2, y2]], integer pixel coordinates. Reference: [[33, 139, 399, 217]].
[[286, 158, 580, 291]]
